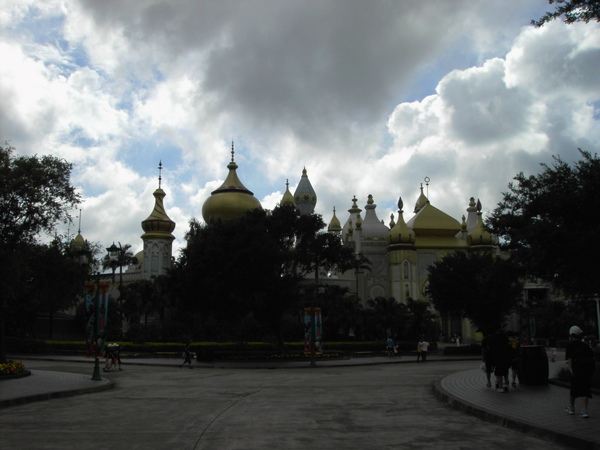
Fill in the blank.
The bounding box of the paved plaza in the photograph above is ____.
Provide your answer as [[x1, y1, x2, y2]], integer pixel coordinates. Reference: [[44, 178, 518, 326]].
[[0, 355, 598, 449]]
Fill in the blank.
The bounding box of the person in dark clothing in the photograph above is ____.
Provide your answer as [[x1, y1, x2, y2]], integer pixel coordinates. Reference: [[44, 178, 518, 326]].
[[180, 344, 194, 369], [490, 330, 511, 393], [565, 326, 595, 418], [482, 335, 495, 388]]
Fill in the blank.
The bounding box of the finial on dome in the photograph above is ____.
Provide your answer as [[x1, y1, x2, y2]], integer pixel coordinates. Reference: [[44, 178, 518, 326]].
[[367, 194, 374, 205], [302, 166, 307, 176], [424, 176, 430, 197], [231, 141, 235, 162], [78, 209, 82, 234], [476, 198, 482, 212], [158, 160, 163, 188], [397, 196, 404, 212]]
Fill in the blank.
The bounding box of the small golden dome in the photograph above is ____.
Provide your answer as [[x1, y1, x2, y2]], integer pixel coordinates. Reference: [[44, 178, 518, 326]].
[[328, 207, 342, 233], [281, 179, 296, 207], [389, 196, 416, 245]]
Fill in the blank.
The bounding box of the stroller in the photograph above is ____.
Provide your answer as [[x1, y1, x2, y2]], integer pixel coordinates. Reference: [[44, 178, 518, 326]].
[[103, 344, 121, 372]]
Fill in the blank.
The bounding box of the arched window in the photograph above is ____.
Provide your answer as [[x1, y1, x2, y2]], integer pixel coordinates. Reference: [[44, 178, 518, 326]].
[[403, 261, 410, 280]]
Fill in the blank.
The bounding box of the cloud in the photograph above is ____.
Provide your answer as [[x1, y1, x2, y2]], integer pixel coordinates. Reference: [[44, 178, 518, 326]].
[[1, 1, 599, 257]]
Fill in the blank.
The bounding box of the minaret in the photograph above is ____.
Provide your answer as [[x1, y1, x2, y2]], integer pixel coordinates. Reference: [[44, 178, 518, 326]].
[[388, 196, 417, 304], [141, 161, 176, 279]]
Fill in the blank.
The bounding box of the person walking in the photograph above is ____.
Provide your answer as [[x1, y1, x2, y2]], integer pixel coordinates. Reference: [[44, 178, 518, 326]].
[[482, 335, 495, 388], [565, 326, 595, 418], [418, 338, 430, 363], [490, 330, 511, 393], [180, 343, 194, 369], [386, 336, 395, 358]]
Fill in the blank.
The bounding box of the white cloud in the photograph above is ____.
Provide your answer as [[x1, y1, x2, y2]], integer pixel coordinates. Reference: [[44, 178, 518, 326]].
[[1, 1, 599, 255]]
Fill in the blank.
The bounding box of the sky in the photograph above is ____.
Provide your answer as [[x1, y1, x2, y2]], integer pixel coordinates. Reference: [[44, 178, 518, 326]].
[[2, 0, 599, 258]]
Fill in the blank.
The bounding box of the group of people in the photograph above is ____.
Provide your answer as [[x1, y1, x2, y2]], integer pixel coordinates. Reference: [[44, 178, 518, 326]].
[[482, 325, 595, 419], [482, 331, 520, 393]]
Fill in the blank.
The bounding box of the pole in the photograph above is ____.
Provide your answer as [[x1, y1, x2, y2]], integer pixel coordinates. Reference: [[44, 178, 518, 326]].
[[596, 298, 600, 342], [91, 272, 102, 381]]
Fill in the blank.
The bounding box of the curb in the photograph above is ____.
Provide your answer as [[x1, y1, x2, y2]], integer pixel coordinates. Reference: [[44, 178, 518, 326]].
[[0, 378, 115, 410], [432, 379, 599, 450]]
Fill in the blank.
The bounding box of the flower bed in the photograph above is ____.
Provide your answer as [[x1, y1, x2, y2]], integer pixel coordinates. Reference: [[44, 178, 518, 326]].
[[0, 360, 25, 376]]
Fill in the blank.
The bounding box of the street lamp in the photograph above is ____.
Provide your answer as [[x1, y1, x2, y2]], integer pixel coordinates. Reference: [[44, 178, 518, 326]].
[[106, 242, 124, 334], [106, 242, 120, 284]]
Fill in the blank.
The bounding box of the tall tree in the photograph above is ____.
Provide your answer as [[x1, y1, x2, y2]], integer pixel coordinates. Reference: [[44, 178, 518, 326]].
[[0, 143, 80, 363], [426, 251, 523, 336], [533, 0, 600, 26], [171, 205, 356, 344], [488, 150, 600, 300]]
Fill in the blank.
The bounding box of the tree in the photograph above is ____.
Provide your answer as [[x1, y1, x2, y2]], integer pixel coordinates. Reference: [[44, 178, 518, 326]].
[[488, 150, 600, 300], [533, 0, 600, 26], [170, 205, 357, 344], [0, 143, 81, 363], [426, 252, 523, 336], [27, 238, 89, 339]]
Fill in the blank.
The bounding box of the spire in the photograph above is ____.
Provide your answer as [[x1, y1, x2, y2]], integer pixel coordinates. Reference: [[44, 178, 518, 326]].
[[413, 183, 429, 213], [281, 179, 296, 207], [293, 167, 317, 215], [468, 199, 494, 248], [142, 164, 176, 241], [328, 206, 342, 233], [389, 195, 416, 246], [158, 160, 163, 189]]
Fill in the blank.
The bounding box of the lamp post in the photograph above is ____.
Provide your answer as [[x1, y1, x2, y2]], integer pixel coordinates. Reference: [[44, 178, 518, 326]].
[[106, 242, 124, 334], [91, 269, 102, 381], [75, 241, 103, 381]]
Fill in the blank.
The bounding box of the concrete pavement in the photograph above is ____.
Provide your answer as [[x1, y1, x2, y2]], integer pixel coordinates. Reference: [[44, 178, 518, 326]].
[[0, 353, 597, 449]]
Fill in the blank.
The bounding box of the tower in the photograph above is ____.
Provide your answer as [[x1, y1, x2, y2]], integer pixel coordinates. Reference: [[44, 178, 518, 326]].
[[140, 161, 176, 279]]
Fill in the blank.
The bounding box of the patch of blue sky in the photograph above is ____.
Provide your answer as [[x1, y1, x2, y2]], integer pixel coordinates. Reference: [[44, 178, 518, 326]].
[[592, 100, 600, 120], [69, 127, 97, 148], [121, 140, 184, 179]]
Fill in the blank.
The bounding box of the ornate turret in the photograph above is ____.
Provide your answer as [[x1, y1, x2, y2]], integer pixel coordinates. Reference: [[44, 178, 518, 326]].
[[360, 195, 389, 241], [141, 161, 176, 279], [389, 196, 416, 246], [293, 167, 317, 215], [201, 142, 262, 223], [281, 179, 296, 207], [141, 161, 176, 241], [468, 199, 495, 248], [342, 195, 362, 244], [328, 207, 342, 233]]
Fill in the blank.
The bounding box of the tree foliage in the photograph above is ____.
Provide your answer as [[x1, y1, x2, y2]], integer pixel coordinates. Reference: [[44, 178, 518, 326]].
[[533, 0, 600, 26], [0, 143, 81, 363], [426, 252, 523, 335], [488, 150, 600, 299], [170, 206, 357, 343]]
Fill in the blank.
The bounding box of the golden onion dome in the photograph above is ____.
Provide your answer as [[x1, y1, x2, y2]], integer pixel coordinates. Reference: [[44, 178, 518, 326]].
[[201, 143, 262, 223], [141, 161, 176, 241], [389, 196, 416, 245], [328, 207, 342, 233], [70, 232, 87, 251], [281, 179, 296, 207], [141, 187, 176, 240]]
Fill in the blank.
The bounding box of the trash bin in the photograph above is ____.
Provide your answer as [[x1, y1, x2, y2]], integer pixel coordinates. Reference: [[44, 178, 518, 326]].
[[519, 345, 549, 385]]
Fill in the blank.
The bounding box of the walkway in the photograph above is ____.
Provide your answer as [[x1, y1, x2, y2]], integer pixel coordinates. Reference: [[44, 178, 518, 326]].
[[1, 352, 597, 449]]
